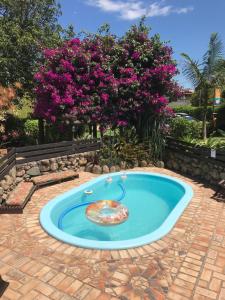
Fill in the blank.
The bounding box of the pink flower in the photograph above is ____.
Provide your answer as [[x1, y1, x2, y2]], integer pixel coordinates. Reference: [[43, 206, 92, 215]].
[[50, 115, 56, 123], [132, 51, 140, 60], [1, 135, 8, 141], [101, 93, 109, 104], [120, 67, 135, 76], [43, 49, 57, 59], [117, 120, 128, 126], [60, 59, 75, 72], [11, 130, 19, 138], [34, 73, 42, 81], [70, 38, 81, 46], [63, 97, 74, 105]]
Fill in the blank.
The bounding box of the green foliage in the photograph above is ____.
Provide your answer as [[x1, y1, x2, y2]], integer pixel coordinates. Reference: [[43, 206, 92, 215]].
[[222, 90, 225, 99], [0, 0, 71, 91], [2, 113, 39, 146], [99, 134, 152, 168], [210, 129, 225, 137], [170, 118, 202, 140], [45, 122, 69, 143], [190, 90, 207, 106], [99, 142, 121, 167], [3, 113, 24, 133], [187, 137, 225, 149], [10, 93, 33, 119], [190, 88, 221, 106], [181, 33, 225, 139], [24, 119, 38, 138], [0, 113, 28, 146], [216, 104, 225, 130]]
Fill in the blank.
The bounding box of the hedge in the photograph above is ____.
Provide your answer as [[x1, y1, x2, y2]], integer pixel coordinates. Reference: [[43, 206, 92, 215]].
[[172, 105, 225, 129], [172, 105, 214, 121]]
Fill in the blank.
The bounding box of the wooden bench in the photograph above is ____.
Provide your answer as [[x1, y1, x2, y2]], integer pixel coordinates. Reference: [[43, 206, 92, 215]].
[[0, 170, 79, 214], [6, 182, 35, 207], [31, 170, 79, 187]]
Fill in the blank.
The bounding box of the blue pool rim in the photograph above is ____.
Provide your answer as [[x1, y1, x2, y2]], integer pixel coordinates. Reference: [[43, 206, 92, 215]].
[[40, 172, 193, 250]]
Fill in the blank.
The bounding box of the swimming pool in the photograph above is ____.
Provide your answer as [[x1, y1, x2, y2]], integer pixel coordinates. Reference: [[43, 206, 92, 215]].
[[40, 172, 193, 249]]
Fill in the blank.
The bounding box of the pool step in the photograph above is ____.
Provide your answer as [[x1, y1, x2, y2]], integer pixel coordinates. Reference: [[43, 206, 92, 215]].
[[0, 171, 79, 214]]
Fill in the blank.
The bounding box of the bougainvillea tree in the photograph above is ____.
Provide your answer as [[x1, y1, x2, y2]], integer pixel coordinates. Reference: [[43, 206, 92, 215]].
[[34, 36, 117, 126], [34, 21, 181, 158], [105, 21, 182, 158]]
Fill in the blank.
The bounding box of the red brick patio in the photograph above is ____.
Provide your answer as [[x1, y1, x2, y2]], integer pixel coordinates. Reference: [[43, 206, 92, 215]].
[[0, 168, 225, 300]]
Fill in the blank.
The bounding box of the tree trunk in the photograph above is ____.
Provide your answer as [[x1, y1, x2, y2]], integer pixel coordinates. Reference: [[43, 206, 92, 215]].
[[202, 109, 207, 140], [201, 89, 208, 140], [88, 125, 93, 136], [38, 119, 45, 144], [93, 124, 97, 139]]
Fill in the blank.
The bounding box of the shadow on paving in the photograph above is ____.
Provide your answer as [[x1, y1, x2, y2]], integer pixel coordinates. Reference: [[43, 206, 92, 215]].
[[166, 167, 225, 202], [0, 276, 9, 297]]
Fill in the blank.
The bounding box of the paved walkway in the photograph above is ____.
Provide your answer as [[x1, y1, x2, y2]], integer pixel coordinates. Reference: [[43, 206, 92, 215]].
[[0, 168, 225, 300]]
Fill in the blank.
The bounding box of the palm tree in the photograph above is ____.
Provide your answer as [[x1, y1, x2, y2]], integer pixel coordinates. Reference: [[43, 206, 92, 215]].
[[181, 33, 225, 140]]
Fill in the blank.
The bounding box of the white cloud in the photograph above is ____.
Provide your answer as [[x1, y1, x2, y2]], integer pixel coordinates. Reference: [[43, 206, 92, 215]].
[[86, 0, 193, 20], [175, 7, 193, 14]]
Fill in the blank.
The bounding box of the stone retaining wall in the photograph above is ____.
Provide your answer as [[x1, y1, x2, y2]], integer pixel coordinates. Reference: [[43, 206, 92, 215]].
[[0, 150, 157, 203], [165, 149, 225, 185], [0, 151, 96, 203], [0, 167, 17, 203]]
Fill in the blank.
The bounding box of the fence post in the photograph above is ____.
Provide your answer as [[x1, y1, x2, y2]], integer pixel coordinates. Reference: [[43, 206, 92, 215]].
[[38, 119, 45, 144]]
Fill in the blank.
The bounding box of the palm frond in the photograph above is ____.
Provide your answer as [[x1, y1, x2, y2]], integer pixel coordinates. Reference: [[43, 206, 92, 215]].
[[203, 33, 224, 80], [210, 59, 225, 86], [181, 53, 203, 88]]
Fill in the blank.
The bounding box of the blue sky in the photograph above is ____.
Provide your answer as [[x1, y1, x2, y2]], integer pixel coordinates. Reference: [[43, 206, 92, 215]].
[[59, 0, 225, 88]]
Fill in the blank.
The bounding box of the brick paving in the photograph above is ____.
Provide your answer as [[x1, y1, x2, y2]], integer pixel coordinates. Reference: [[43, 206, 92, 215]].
[[0, 167, 225, 300]]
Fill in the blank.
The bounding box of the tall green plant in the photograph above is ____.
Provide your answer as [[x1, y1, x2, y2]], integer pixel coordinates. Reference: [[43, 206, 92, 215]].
[[181, 33, 225, 139], [0, 0, 74, 92]]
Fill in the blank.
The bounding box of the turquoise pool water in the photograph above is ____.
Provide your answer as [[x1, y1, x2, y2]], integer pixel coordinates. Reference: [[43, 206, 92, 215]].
[[40, 172, 193, 249]]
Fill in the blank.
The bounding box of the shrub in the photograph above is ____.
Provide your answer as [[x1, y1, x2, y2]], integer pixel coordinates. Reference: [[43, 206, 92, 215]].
[[45, 122, 71, 143], [24, 119, 39, 138], [1, 115, 39, 147], [12, 93, 33, 119], [4, 113, 25, 134], [99, 136, 152, 167], [188, 137, 225, 149], [0, 128, 26, 147], [169, 117, 202, 140], [43, 122, 86, 143]]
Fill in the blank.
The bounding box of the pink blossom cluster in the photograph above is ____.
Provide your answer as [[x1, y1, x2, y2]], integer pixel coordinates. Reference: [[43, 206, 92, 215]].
[[34, 29, 181, 129]]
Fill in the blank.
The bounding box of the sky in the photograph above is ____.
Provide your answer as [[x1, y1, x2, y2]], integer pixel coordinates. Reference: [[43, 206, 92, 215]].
[[58, 0, 225, 88]]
